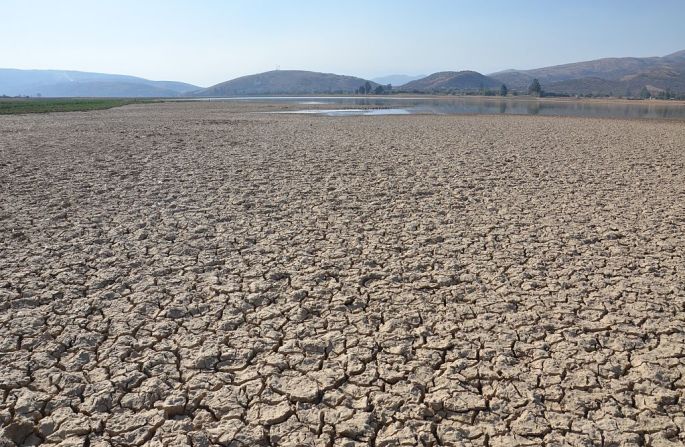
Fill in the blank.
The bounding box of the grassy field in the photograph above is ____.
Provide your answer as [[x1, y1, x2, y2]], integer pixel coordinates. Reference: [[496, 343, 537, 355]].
[[0, 98, 157, 115]]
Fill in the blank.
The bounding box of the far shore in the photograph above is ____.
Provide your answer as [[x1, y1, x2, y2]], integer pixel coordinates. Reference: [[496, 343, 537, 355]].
[[186, 94, 685, 106], [3, 95, 683, 107]]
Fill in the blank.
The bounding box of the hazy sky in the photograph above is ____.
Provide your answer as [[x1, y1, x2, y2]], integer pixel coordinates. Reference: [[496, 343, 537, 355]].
[[2, 0, 684, 87]]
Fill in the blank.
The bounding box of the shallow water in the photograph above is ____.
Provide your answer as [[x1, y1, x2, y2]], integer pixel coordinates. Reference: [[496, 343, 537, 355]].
[[200, 96, 685, 120], [274, 108, 411, 116]]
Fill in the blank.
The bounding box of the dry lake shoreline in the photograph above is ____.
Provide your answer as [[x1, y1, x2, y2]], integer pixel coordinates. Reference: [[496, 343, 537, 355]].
[[1, 101, 684, 446]]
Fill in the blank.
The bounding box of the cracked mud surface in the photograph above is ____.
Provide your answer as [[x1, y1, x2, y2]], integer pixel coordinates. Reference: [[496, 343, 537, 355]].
[[1, 102, 685, 446]]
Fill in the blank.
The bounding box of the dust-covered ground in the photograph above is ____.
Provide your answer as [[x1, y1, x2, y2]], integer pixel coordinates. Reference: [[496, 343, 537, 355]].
[[1, 102, 685, 446]]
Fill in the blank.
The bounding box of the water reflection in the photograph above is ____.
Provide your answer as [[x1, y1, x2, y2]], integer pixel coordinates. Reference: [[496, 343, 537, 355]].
[[275, 108, 411, 116], [199, 96, 685, 120]]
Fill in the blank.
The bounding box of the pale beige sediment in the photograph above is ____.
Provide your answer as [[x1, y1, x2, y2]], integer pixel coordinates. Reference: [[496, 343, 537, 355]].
[[1, 102, 684, 446]]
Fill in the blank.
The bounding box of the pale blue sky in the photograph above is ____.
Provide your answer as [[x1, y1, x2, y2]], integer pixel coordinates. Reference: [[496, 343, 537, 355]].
[[2, 0, 684, 87]]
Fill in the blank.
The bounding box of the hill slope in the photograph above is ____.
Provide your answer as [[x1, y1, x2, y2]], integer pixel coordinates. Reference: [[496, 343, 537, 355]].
[[195, 70, 378, 96], [400, 71, 501, 92], [490, 49, 685, 95], [0, 69, 200, 97], [545, 78, 626, 96]]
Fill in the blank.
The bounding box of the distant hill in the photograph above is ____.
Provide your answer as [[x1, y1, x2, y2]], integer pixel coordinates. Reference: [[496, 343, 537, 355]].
[[400, 71, 501, 92], [491, 57, 663, 90], [490, 49, 685, 96], [545, 68, 685, 97], [371, 74, 426, 87], [0, 69, 200, 97], [487, 70, 536, 91], [623, 66, 685, 93], [195, 70, 378, 96], [545, 77, 626, 97]]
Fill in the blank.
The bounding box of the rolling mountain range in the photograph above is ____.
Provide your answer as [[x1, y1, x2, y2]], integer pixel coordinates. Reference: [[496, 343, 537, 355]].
[[0, 69, 199, 97], [2, 49, 684, 98]]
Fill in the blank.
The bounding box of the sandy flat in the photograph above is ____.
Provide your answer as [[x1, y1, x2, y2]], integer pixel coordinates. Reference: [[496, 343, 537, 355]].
[[1, 102, 684, 446]]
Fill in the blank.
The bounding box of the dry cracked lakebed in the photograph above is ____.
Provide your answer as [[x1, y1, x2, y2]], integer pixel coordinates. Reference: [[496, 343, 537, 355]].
[[1, 101, 685, 446]]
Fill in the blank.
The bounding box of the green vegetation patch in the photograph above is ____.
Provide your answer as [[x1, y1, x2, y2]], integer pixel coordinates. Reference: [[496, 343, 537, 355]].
[[0, 98, 157, 115]]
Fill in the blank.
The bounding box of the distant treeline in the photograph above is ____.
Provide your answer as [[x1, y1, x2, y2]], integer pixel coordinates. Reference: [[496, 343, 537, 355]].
[[354, 82, 392, 95], [352, 78, 685, 100]]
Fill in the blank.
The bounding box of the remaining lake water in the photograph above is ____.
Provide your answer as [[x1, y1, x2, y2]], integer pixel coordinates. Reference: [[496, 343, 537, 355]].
[[197, 96, 685, 119]]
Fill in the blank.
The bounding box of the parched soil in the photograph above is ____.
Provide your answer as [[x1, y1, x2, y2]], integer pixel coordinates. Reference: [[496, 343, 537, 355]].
[[1, 102, 684, 446]]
